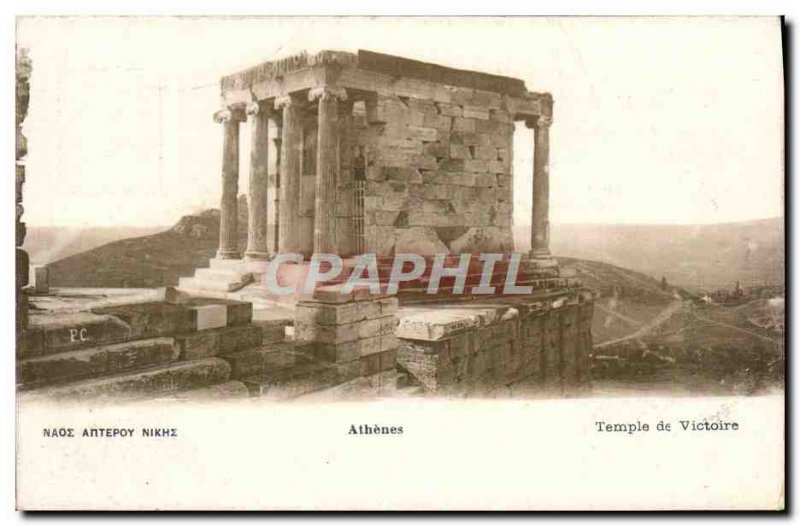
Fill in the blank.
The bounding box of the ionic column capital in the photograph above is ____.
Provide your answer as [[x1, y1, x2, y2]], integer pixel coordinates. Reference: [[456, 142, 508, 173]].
[[308, 86, 347, 103], [274, 94, 299, 111], [246, 99, 273, 118], [213, 107, 245, 124], [526, 114, 553, 130]]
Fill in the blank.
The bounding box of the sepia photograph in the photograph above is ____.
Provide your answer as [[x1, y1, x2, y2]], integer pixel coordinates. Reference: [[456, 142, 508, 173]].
[[13, 15, 785, 510]]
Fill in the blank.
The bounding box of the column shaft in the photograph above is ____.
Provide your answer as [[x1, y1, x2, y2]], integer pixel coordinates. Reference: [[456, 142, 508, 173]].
[[245, 102, 270, 260], [531, 115, 552, 258], [276, 95, 302, 254], [311, 87, 345, 254], [216, 111, 241, 259]]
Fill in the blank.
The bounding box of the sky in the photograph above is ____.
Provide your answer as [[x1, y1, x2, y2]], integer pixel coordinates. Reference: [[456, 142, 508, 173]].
[[17, 16, 784, 228]]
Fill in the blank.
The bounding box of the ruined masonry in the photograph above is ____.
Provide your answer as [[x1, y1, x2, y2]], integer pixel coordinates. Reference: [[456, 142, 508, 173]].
[[18, 50, 595, 402]]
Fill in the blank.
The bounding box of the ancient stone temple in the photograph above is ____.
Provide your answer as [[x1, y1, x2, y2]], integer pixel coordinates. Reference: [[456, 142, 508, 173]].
[[18, 50, 594, 402], [179, 49, 556, 294]]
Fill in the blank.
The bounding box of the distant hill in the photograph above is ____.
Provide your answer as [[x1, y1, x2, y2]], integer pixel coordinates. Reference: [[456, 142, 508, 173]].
[[23, 226, 166, 265], [515, 218, 784, 292], [47, 199, 247, 288]]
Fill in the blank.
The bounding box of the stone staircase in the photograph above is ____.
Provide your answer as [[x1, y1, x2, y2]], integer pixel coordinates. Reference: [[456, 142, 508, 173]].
[[178, 257, 258, 294], [176, 255, 572, 308]]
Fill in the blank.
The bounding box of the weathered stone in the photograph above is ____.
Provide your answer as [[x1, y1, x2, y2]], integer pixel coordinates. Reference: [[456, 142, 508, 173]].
[[294, 321, 359, 345], [448, 226, 514, 253], [360, 349, 397, 376], [394, 227, 450, 256], [18, 337, 180, 388], [22, 358, 232, 402], [295, 302, 362, 326], [436, 103, 462, 117], [216, 325, 263, 354], [175, 331, 219, 360]]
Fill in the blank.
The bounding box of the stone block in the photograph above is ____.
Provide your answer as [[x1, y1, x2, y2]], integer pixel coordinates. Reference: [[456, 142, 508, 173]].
[[360, 349, 397, 376], [423, 141, 450, 158], [394, 227, 450, 256], [294, 321, 359, 345], [225, 348, 266, 378], [381, 334, 399, 352], [452, 117, 476, 133], [21, 326, 43, 356], [357, 319, 382, 339], [93, 302, 193, 340], [464, 159, 490, 173], [436, 103, 462, 117], [380, 315, 398, 336], [242, 362, 338, 400], [295, 302, 362, 326], [17, 337, 180, 389], [413, 154, 439, 170], [191, 304, 228, 331], [31, 265, 49, 295], [216, 325, 263, 354], [37, 313, 132, 354], [336, 360, 362, 384], [308, 284, 354, 304], [175, 331, 219, 360], [314, 340, 362, 362], [438, 158, 465, 172], [450, 131, 481, 146], [424, 113, 452, 131], [22, 358, 232, 403], [450, 144, 472, 159], [407, 98, 438, 115], [473, 146, 497, 161], [225, 301, 253, 326], [378, 297, 399, 316], [489, 109, 512, 123], [462, 105, 490, 120], [406, 126, 438, 142]]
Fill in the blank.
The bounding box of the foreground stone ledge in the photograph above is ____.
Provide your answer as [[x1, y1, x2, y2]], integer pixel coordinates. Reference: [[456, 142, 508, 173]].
[[17, 337, 180, 389], [396, 293, 594, 395], [19, 357, 232, 403]]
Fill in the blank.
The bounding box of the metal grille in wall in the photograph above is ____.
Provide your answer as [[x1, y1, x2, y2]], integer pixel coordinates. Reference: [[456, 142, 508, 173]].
[[353, 146, 367, 254]]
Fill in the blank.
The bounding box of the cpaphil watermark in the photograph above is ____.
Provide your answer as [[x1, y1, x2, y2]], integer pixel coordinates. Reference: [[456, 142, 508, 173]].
[[262, 252, 535, 296]]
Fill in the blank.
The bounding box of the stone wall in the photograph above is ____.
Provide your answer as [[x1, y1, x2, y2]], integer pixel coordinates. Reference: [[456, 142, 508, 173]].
[[396, 293, 594, 397], [16, 47, 31, 350], [352, 88, 516, 257], [293, 286, 400, 396]]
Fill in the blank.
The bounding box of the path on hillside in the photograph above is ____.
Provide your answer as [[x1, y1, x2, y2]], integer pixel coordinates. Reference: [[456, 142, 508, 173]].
[[594, 302, 644, 327], [595, 299, 685, 349], [690, 308, 782, 346]]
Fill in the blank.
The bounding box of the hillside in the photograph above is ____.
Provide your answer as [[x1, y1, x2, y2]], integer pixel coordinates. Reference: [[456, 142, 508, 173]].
[[47, 203, 246, 289], [23, 225, 165, 265], [515, 218, 784, 292]]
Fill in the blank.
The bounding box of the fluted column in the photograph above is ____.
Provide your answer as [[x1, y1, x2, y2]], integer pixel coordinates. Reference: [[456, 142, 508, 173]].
[[309, 86, 347, 254], [275, 94, 303, 254], [527, 114, 553, 258], [245, 100, 270, 261], [214, 108, 244, 259]]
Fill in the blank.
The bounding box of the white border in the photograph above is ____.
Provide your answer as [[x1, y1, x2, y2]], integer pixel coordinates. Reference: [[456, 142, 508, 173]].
[[4, 2, 794, 522]]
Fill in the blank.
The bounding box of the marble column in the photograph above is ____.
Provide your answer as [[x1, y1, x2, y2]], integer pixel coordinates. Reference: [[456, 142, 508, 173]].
[[309, 86, 347, 254], [244, 100, 270, 261], [528, 114, 553, 258], [213, 108, 243, 259], [275, 94, 303, 254], [269, 117, 282, 255]]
